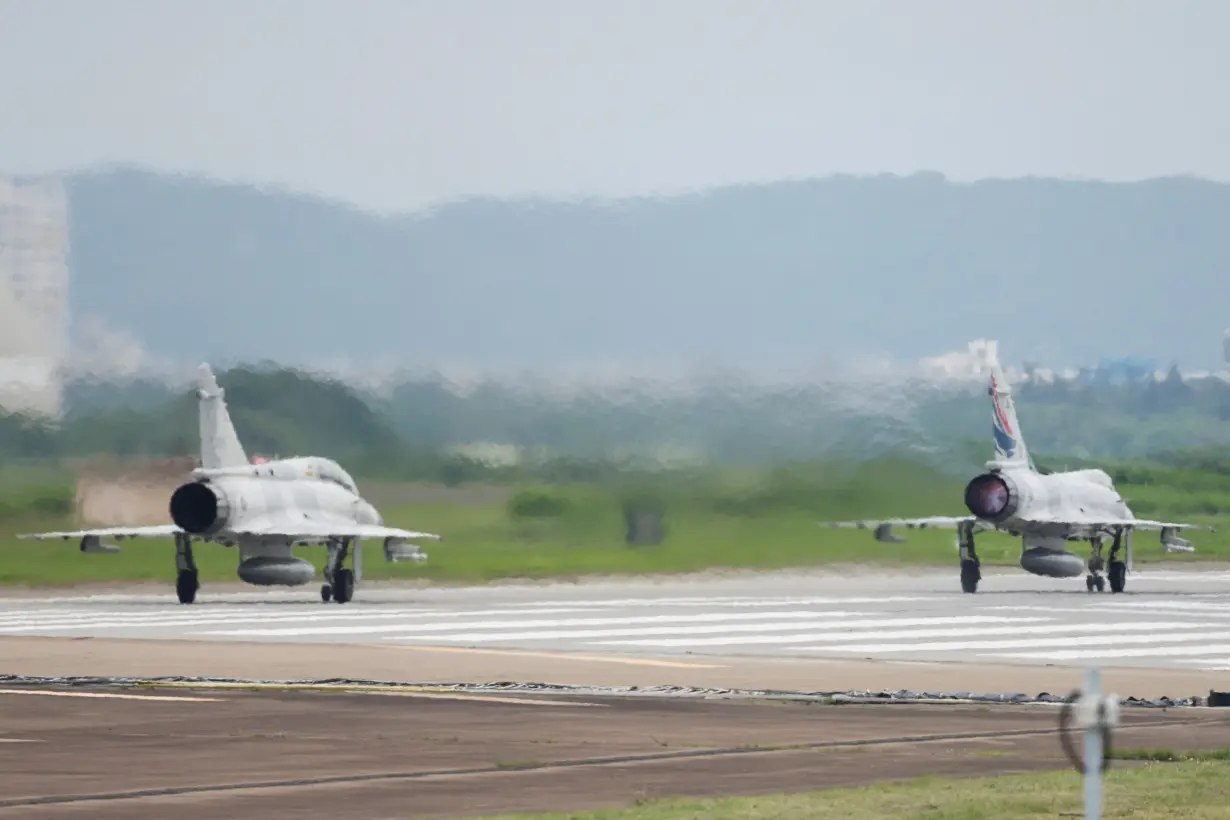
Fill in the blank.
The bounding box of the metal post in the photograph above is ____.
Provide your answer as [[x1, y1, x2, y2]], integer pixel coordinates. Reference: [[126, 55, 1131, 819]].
[[1083, 666, 1102, 820]]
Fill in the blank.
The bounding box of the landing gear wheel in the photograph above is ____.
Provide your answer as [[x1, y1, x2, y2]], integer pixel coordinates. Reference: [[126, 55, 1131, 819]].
[[1108, 561, 1127, 594], [960, 560, 980, 594], [1095, 575, 1105, 592], [321, 584, 332, 602], [176, 569, 199, 604], [1086, 574, 1096, 592], [332, 569, 354, 604]]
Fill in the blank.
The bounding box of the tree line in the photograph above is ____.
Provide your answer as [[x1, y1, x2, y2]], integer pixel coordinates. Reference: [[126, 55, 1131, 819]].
[[3, 365, 1230, 481]]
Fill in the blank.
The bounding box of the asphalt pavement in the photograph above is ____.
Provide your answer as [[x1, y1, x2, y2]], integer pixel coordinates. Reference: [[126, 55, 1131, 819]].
[[4, 566, 1230, 672]]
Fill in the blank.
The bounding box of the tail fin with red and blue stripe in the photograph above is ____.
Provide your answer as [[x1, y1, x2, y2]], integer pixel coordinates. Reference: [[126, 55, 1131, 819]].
[[988, 362, 1034, 471]]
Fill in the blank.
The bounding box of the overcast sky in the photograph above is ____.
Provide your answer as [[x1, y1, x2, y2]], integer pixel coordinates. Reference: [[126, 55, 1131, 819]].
[[1, 0, 1226, 213]]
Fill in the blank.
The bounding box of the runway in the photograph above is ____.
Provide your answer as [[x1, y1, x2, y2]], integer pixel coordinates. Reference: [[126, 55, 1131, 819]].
[[3, 679, 1229, 819], [4, 566, 1230, 672], [6, 566, 1230, 818]]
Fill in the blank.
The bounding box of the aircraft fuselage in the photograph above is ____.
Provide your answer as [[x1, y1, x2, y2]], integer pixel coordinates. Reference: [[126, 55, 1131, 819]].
[[964, 464, 1132, 539], [168, 461, 385, 587]]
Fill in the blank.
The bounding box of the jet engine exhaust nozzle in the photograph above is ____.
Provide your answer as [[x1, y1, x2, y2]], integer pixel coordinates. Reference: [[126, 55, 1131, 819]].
[[964, 472, 1020, 522], [169, 481, 231, 536]]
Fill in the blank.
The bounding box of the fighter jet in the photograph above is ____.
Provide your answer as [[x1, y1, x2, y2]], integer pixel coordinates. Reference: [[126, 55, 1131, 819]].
[[18, 364, 441, 604], [817, 357, 1212, 594]]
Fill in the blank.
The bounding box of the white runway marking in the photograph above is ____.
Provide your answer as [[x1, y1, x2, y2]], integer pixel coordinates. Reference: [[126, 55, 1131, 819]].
[[8, 575, 1230, 671], [197, 609, 894, 638], [597, 620, 1207, 648], [377, 616, 1039, 644], [820, 630, 1220, 654]]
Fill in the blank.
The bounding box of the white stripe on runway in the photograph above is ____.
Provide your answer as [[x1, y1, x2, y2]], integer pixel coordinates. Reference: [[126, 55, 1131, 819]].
[[1079, 601, 1230, 612], [378, 616, 1041, 644], [592, 620, 1204, 649], [811, 630, 1220, 654], [461, 595, 934, 608], [0, 605, 633, 632], [985, 604, 1230, 618], [196, 609, 907, 638]]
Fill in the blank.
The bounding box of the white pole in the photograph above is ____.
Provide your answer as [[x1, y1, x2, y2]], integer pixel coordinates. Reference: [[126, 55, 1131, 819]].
[[1084, 666, 1103, 820]]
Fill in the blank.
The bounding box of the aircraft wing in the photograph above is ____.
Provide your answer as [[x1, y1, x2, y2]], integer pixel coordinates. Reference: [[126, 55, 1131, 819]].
[[230, 519, 443, 542], [1094, 518, 1211, 532], [820, 516, 979, 530], [18, 522, 442, 543], [1010, 515, 1214, 532], [17, 525, 182, 541], [818, 516, 982, 542]]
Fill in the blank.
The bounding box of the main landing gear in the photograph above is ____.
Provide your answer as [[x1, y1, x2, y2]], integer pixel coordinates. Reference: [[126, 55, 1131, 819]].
[[175, 533, 199, 604], [958, 521, 981, 594], [321, 537, 356, 604], [1087, 529, 1128, 594]]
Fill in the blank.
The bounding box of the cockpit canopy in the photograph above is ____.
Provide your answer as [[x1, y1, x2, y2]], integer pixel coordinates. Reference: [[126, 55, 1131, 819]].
[[1068, 468, 1114, 489], [233, 456, 359, 495], [312, 457, 359, 495]]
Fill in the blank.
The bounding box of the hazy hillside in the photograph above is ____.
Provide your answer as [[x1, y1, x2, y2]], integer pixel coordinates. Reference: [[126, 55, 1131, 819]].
[[65, 167, 1230, 369], [36, 362, 1230, 472]]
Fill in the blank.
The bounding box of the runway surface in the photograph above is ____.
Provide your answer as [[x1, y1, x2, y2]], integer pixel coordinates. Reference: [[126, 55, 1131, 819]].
[[4, 566, 1230, 672], [4, 681, 1230, 819]]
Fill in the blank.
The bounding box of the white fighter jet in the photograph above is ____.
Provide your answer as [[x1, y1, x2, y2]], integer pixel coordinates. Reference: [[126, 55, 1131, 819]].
[[19, 364, 442, 604], [818, 357, 1212, 594]]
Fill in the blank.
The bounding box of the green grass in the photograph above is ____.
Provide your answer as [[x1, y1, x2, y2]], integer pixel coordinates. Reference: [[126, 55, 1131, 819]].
[[1, 456, 1228, 587], [474, 759, 1230, 819], [0, 497, 1226, 588]]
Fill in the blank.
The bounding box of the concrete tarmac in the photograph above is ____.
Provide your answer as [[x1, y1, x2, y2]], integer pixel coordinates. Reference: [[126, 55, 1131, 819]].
[[4, 566, 1230, 675], [3, 683, 1230, 820]]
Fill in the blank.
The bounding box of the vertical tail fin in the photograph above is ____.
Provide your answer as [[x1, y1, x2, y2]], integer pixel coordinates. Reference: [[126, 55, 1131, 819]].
[[196, 364, 249, 469], [988, 361, 1034, 470]]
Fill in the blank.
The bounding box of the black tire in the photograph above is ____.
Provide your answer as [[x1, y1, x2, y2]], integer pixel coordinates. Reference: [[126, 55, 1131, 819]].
[[176, 570, 198, 604], [321, 584, 332, 602], [332, 569, 354, 604], [960, 560, 979, 594], [1108, 562, 1126, 594]]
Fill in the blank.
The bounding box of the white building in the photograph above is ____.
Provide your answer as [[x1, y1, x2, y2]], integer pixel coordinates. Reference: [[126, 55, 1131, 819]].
[[0, 176, 69, 417]]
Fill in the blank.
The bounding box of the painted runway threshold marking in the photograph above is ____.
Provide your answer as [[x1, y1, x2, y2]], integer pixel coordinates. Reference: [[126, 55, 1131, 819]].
[[595, 620, 1212, 648], [194, 609, 909, 638], [10, 588, 1230, 671], [378, 615, 1041, 644]]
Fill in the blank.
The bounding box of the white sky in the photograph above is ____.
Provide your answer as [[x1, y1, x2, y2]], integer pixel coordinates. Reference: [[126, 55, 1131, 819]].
[[1, 0, 1226, 213]]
